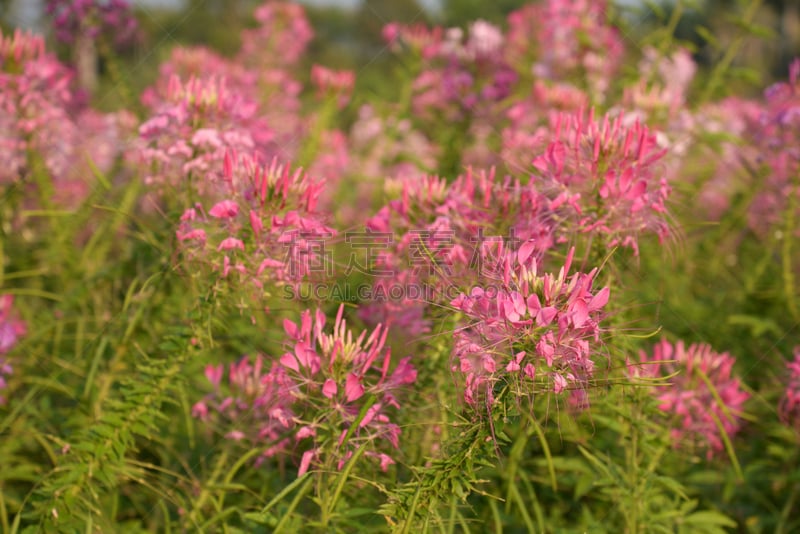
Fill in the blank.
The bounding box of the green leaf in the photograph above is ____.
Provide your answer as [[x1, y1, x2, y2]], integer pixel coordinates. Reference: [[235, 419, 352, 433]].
[[683, 510, 737, 528]]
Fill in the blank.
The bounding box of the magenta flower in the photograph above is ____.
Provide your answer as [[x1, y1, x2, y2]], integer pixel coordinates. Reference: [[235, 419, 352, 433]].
[[192, 355, 295, 463], [780, 347, 800, 432], [396, 19, 517, 123], [450, 247, 609, 409], [358, 166, 558, 337], [0, 28, 133, 206], [0, 295, 26, 405], [196, 305, 417, 476], [634, 340, 750, 459], [239, 2, 314, 69], [506, 0, 624, 99], [310, 65, 355, 107], [746, 59, 800, 238], [174, 153, 334, 292], [529, 108, 672, 254], [276, 305, 416, 475]]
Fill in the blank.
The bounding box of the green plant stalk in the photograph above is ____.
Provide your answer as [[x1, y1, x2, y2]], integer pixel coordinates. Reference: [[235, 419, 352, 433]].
[[323, 442, 368, 525], [523, 411, 557, 491], [400, 484, 424, 534], [298, 97, 338, 169], [187, 448, 229, 527], [273, 477, 314, 534], [777, 483, 799, 534], [699, 0, 765, 104], [96, 37, 134, 109], [696, 369, 744, 481], [661, 0, 684, 54], [628, 402, 639, 534]]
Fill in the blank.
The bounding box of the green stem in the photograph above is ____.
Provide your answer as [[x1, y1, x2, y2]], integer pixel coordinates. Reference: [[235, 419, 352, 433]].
[[699, 0, 765, 103], [187, 448, 229, 527]]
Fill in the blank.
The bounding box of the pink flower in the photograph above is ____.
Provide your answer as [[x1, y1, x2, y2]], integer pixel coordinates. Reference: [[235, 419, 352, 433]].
[[345, 373, 364, 402], [273, 304, 417, 476], [217, 237, 245, 252], [298, 449, 317, 476], [450, 247, 609, 409], [322, 379, 338, 399], [208, 200, 239, 219], [204, 364, 224, 388], [191, 401, 208, 419], [635, 340, 750, 458], [529, 108, 671, 255]]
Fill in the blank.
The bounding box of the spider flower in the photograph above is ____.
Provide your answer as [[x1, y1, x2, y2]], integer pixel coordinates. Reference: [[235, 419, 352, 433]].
[[529, 108, 671, 254], [192, 355, 295, 462], [175, 152, 334, 289], [747, 59, 800, 238], [506, 0, 624, 99], [137, 75, 272, 194], [635, 340, 749, 459], [239, 2, 313, 68], [46, 0, 138, 48], [450, 247, 609, 409], [0, 28, 133, 208], [197, 305, 417, 476], [278, 305, 417, 475]]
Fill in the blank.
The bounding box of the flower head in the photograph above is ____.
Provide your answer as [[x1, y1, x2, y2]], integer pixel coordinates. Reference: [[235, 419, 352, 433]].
[[451, 247, 609, 409], [529, 108, 671, 254], [635, 340, 749, 459], [195, 305, 416, 476]]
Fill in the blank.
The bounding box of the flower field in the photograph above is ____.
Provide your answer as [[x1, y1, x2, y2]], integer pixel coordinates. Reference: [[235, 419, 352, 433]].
[[1, 0, 799, 531]]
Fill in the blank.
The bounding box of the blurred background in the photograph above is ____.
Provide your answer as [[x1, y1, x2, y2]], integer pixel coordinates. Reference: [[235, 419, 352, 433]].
[[1, 0, 798, 110]]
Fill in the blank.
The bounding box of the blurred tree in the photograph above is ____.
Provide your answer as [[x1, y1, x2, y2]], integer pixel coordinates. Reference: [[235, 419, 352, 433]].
[[670, 0, 799, 80], [161, 0, 258, 55], [441, 0, 527, 27], [305, 5, 361, 68]]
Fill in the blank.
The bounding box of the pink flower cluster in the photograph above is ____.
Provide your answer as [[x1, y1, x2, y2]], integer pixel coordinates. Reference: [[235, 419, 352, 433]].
[[175, 152, 333, 288], [239, 2, 313, 69], [747, 59, 800, 238], [0, 28, 134, 207], [624, 47, 697, 118], [529, 108, 671, 254], [136, 2, 349, 207], [192, 355, 294, 460], [450, 248, 609, 408], [389, 20, 517, 122], [506, 0, 624, 99], [0, 295, 26, 405], [310, 65, 355, 108], [137, 75, 274, 193], [634, 340, 750, 458], [194, 305, 417, 475], [361, 167, 554, 335]]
